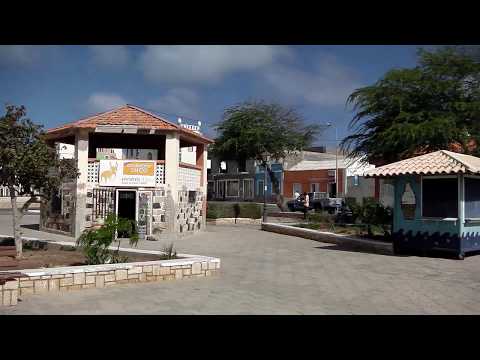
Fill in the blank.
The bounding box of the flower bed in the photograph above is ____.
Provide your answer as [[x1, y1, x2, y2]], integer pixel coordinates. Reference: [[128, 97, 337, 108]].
[[0, 238, 220, 307]]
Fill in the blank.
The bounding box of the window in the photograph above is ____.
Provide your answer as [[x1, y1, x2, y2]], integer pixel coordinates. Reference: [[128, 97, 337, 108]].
[[220, 161, 227, 174], [217, 180, 226, 199], [258, 180, 264, 197], [293, 183, 302, 195], [328, 169, 336, 177], [243, 179, 254, 199], [465, 177, 480, 218], [238, 159, 247, 173], [422, 177, 458, 218], [310, 183, 320, 192], [354, 175, 359, 186], [226, 180, 239, 197]]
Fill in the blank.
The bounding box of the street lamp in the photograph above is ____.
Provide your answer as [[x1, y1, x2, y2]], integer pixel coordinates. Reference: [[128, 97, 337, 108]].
[[326, 122, 338, 197]]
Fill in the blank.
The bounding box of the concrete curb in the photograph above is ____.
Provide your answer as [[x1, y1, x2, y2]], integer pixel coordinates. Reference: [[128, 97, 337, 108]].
[[261, 223, 393, 255], [207, 218, 261, 225]]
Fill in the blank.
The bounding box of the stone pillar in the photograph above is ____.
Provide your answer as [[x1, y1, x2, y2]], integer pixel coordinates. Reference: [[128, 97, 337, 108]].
[[164, 132, 180, 232], [165, 132, 180, 201], [74, 129, 89, 239]]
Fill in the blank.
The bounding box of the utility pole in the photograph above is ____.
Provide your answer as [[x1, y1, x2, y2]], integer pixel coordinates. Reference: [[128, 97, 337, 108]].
[[326, 122, 338, 197], [335, 125, 338, 197], [263, 162, 267, 223]]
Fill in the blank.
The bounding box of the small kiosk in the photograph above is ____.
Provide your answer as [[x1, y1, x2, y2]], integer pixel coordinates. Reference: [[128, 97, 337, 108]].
[[365, 150, 480, 259], [41, 105, 213, 239]]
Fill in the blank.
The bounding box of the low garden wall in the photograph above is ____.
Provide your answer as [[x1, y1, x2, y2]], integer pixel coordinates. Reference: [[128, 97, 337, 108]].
[[261, 222, 393, 255], [1, 240, 220, 307], [207, 218, 261, 225]]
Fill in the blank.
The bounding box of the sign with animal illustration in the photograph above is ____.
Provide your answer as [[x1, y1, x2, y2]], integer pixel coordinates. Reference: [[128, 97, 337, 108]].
[[99, 160, 156, 187]]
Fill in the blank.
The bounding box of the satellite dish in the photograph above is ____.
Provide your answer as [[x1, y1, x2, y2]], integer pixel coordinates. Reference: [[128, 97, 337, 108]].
[[177, 117, 182, 124], [197, 121, 202, 127]]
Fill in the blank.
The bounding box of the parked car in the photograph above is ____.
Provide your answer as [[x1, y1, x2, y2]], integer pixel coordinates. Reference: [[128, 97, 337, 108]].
[[287, 192, 343, 213]]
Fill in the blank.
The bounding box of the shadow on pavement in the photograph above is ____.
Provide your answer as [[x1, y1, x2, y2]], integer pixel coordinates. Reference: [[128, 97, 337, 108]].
[[313, 244, 396, 257], [20, 224, 40, 231]]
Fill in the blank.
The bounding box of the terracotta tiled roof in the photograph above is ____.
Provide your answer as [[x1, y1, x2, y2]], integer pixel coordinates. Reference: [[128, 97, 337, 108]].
[[365, 150, 480, 177], [46, 104, 213, 143], [287, 160, 347, 171]]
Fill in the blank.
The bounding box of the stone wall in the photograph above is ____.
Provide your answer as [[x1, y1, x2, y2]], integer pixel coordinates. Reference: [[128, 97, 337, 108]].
[[175, 190, 204, 233], [40, 182, 75, 235], [151, 188, 167, 236], [1, 245, 220, 307], [0, 279, 19, 306]]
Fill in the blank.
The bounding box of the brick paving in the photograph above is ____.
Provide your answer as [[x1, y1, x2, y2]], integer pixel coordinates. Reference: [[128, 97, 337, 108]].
[[1, 220, 480, 314]]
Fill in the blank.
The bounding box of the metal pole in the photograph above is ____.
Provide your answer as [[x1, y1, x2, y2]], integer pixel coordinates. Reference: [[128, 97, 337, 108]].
[[263, 163, 267, 223], [335, 126, 338, 197]]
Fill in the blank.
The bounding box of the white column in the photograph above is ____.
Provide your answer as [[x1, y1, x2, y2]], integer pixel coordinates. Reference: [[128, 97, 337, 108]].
[[201, 147, 208, 192], [74, 129, 89, 239], [164, 132, 180, 201]]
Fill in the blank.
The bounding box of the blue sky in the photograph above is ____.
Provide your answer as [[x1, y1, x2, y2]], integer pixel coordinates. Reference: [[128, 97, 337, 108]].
[[0, 45, 420, 148]]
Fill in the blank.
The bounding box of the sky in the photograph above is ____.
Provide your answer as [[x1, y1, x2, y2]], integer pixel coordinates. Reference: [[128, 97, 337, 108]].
[[0, 45, 420, 149]]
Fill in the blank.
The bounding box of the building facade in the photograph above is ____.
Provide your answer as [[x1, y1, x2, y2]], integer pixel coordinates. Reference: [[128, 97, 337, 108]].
[[41, 105, 212, 239], [207, 158, 257, 201]]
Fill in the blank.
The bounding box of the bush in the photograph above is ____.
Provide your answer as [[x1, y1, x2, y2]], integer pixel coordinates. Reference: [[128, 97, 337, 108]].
[[76, 214, 139, 265], [307, 211, 334, 224], [356, 199, 393, 236], [207, 202, 262, 219]]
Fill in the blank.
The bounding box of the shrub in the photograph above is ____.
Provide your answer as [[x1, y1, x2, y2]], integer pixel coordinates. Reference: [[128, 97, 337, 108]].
[[238, 203, 262, 219], [76, 214, 139, 265], [307, 211, 334, 224], [207, 202, 262, 219], [356, 199, 393, 236]]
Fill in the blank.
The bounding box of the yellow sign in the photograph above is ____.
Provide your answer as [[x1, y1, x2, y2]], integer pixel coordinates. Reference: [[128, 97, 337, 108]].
[[99, 160, 156, 187], [123, 162, 155, 176]]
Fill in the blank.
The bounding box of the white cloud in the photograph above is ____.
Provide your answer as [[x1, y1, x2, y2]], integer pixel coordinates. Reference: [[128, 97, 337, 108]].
[[148, 88, 200, 119], [0, 45, 57, 67], [263, 55, 363, 106], [139, 45, 292, 84], [88, 45, 130, 68], [86, 93, 128, 112]]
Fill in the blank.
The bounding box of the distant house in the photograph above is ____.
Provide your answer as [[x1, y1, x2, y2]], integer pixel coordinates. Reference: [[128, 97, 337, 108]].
[[207, 157, 256, 201], [207, 148, 394, 206], [345, 156, 394, 207]]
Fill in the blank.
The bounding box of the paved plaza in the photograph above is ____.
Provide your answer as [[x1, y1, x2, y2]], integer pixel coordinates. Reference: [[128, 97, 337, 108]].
[[1, 213, 480, 314]]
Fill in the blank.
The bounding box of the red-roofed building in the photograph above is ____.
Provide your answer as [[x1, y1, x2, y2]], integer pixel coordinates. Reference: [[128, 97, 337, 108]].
[[42, 105, 213, 238]]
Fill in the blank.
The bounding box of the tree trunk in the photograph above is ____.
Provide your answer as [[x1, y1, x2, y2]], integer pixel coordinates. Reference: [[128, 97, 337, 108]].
[[266, 164, 286, 212], [9, 187, 23, 258]]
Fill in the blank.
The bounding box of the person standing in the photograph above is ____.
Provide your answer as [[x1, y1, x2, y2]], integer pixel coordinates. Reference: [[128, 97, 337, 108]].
[[294, 190, 300, 200], [302, 192, 310, 219]]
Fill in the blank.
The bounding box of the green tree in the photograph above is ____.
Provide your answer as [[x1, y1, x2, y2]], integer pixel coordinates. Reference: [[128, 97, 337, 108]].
[[0, 105, 78, 258], [341, 48, 480, 164], [212, 100, 320, 210]]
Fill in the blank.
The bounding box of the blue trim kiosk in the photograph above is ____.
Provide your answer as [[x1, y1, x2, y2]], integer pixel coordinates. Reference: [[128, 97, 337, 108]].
[[367, 151, 480, 259], [366, 150, 480, 259]]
